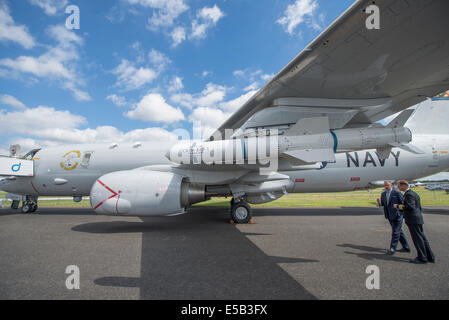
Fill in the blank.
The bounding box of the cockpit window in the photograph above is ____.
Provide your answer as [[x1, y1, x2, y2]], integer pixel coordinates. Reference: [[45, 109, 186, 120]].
[[22, 149, 42, 160]]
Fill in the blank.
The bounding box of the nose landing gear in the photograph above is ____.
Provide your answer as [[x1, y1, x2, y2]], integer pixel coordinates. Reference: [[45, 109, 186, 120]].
[[21, 196, 38, 214]]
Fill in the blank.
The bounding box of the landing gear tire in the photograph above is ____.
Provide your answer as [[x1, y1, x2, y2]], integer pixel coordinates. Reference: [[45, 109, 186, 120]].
[[21, 200, 38, 214], [230, 201, 252, 224], [21, 203, 32, 214]]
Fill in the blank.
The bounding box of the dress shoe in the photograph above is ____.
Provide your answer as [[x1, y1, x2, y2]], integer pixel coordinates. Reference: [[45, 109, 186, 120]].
[[386, 248, 395, 255], [397, 248, 411, 253], [409, 258, 427, 264]]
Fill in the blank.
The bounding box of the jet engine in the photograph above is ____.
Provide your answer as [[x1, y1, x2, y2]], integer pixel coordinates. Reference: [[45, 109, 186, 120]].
[[90, 170, 206, 216]]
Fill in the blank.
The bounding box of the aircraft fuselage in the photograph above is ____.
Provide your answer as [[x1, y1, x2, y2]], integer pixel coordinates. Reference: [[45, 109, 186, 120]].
[[1, 135, 448, 197]]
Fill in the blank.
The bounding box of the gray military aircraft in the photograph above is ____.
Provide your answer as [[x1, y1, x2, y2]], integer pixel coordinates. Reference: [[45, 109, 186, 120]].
[[1, 0, 449, 223]]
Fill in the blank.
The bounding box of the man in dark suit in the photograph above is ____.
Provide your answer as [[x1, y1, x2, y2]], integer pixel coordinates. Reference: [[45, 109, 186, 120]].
[[394, 180, 435, 264], [377, 181, 410, 255]]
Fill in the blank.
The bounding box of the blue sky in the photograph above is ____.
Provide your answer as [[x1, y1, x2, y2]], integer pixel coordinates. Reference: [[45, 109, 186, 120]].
[[0, 0, 356, 154]]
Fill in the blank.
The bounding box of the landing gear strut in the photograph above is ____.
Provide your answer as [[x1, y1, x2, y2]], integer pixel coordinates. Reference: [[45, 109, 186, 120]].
[[230, 199, 253, 224]]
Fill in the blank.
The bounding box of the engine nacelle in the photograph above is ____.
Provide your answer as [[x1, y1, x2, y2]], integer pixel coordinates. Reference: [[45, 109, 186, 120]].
[[90, 170, 205, 216]]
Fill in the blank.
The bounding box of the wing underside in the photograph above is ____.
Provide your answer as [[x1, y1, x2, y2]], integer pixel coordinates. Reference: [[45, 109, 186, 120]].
[[212, 0, 449, 139]]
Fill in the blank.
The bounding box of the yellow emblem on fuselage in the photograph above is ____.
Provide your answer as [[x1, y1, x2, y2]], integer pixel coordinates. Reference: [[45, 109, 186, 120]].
[[60, 150, 81, 171]]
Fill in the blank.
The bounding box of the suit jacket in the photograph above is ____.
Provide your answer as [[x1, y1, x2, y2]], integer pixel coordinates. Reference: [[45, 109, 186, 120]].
[[400, 189, 424, 225], [380, 189, 403, 221]]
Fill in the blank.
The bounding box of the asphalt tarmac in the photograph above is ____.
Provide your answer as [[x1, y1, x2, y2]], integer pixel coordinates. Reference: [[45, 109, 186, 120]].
[[0, 206, 448, 300]]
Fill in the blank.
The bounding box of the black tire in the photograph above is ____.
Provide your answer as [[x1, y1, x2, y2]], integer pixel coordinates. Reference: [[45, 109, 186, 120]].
[[21, 203, 32, 214], [231, 202, 252, 224]]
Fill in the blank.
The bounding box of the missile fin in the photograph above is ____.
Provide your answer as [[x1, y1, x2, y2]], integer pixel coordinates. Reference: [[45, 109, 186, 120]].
[[285, 117, 330, 136], [281, 148, 336, 165], [387, 109, 415, 128], [389, 142, 425, 154], [376, 146, 393, 160]]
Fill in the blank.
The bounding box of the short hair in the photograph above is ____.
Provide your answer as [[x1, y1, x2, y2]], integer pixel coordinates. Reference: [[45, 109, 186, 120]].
[[384, 181, 392, 185], [397, 180, 409, 187]]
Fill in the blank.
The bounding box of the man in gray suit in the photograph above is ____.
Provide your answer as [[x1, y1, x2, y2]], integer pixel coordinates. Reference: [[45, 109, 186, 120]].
[[394, 180, 435, 264]]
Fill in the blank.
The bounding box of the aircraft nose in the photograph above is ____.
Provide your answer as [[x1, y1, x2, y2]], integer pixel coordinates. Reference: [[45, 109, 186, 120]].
[[90, 177, 131, 215]]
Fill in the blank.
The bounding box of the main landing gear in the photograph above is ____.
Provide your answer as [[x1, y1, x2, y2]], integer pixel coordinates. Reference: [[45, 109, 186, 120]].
[[230, 199, 254, 224]]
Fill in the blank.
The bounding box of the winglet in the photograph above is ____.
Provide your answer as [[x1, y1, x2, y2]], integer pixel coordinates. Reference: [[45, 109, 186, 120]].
[[387, 109, 414, 128]]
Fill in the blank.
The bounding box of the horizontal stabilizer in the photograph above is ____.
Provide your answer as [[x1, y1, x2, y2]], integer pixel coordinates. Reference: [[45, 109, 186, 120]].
[[281, 148, 336, 165], [389, 142, 425, 155], [285, 117, 330, 136], [387, 109, 414, 128]]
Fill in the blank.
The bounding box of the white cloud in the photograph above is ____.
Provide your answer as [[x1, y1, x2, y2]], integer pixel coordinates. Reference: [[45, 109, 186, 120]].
[[0, 105, 178, 152], [189, 107, 230, 132], [170, 82, 257, 136], [198, 5, 224, 24], [0, 106, 86, 137], [170, 93, 195, 109], [106, 94, 127, 107], [190, 5, 224, 40], [171, 26, 186, 47], [220, 90, 257, 113], [47, 24, 82, 47], [201, 70, 212, 78], [0, 25, 90, 101], [127, 0, 189, 29], [0, 3, 36, 49], [112, 49, 170, 91], [171, 83, 227, 110], [4, 126, 178, 152], [112, 59, 158, 91], [233, 68, 272, 92], [196, 83, 227, 108], [0, 94, 26, 109], [168, 76, 184, 92], [126, 93, 185, 123], [148, 48, 171, 70], [29, 0, 68, 16], [277, 0, 320, 35], [244, 82, 259, 92]]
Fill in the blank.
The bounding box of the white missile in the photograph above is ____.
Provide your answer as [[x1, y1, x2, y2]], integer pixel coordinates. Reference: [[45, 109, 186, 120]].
[[167, 110, 423, 166]]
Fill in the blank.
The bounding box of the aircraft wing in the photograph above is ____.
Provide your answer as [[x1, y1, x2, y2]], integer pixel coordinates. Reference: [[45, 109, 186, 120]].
[[212, 0, 449, 139]]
